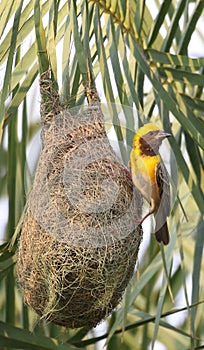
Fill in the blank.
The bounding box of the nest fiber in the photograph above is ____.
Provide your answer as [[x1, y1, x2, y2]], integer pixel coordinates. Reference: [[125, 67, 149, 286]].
[[17, 105, 143, 328]]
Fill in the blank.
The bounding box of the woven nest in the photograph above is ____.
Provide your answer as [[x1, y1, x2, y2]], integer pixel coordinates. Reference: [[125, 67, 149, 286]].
[[17, 105, 143, 328]]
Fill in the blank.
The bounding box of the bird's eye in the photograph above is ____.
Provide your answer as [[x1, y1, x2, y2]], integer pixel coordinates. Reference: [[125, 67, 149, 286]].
[[149, 131, 154, 136]]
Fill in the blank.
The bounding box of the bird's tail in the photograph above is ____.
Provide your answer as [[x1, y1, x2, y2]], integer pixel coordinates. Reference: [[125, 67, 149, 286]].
[[155, 221, 169, 245]]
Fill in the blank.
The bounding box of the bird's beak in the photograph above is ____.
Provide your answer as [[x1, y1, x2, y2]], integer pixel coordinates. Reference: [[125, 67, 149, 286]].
[[157, 131, 171, 140]]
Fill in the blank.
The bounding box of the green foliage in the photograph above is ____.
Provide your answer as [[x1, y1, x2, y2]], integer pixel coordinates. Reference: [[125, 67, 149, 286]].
[[0, 0, 204, 349]]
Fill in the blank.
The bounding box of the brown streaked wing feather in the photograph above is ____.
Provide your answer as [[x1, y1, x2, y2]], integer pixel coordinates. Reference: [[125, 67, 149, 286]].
[[155, 162, 170, 244], [156, 162, 170, 217]]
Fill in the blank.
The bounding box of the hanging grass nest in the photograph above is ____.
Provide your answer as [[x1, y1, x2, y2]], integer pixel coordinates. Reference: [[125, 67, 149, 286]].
[[17, 102, 143, 328]]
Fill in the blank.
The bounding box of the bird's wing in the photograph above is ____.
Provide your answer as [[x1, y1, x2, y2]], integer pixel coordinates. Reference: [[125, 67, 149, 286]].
[[156, 162, 170, 218], [155, 162, 170, 244]]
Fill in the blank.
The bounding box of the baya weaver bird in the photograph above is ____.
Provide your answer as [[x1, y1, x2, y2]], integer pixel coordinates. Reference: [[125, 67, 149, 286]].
[[129, 123, 171, 245]]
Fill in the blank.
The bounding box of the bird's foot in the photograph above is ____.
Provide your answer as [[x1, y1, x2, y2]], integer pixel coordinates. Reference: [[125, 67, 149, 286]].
[[135, 211, 152, 226], [134, 215, 144, 225]]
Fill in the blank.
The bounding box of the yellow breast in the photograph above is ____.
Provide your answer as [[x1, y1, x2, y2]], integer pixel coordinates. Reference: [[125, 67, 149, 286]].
[[130, 149, 161, 204], [130, 150, 160, 184]]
